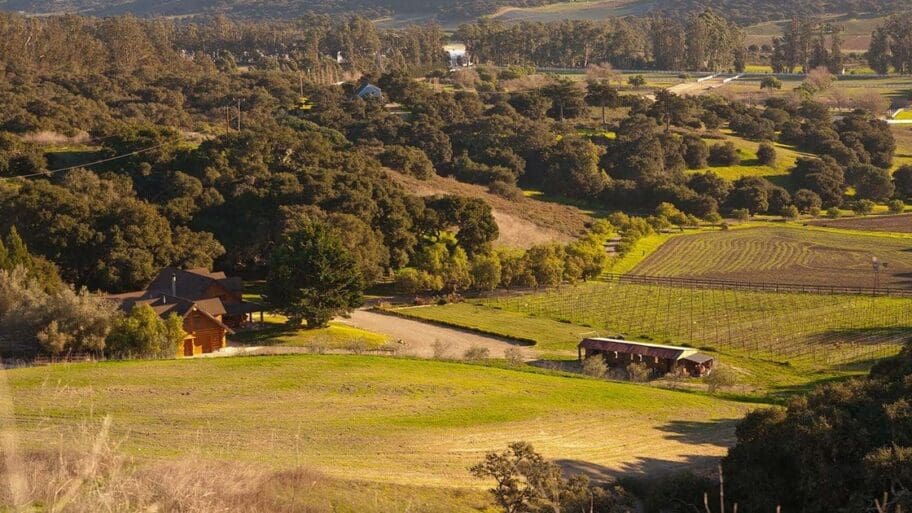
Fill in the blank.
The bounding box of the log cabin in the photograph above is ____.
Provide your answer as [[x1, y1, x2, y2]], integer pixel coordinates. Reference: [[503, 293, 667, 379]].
[[109, 268, 263, 357], [578, 337, 714, 377]]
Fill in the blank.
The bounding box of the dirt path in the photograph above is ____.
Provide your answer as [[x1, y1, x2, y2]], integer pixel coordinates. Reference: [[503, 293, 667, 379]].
[[666, 77, 726, 96], [338, 309, 532, 359]]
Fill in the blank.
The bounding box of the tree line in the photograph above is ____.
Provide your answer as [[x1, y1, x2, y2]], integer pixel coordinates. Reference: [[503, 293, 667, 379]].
[[868, 14, 912, 74], [456, 11, 746, 72], [0, 13, 446, 84]]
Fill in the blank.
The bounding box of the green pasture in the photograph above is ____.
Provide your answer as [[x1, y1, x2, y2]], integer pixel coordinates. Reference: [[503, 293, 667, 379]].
[[393, 302, 864, 394], [5, 355, 751, 492]]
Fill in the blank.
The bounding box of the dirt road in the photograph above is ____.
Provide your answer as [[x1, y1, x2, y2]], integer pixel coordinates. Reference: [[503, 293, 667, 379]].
[[338, 308, 532, 359]]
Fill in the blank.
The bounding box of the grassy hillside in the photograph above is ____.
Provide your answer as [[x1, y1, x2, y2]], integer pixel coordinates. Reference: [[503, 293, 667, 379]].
[[630, 225, 912, 288], [5, 355, 751, 495]]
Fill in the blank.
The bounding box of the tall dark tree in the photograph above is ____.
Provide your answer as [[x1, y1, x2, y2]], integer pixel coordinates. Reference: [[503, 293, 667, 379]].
[[265, 222, 364, 328]]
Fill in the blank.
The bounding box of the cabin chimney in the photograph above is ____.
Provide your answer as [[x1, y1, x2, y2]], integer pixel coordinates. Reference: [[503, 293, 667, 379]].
[[171, 273, 177, 297]]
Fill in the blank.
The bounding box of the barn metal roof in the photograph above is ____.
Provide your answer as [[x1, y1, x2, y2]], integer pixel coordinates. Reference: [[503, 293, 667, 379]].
[[579, 337, 702, 361]]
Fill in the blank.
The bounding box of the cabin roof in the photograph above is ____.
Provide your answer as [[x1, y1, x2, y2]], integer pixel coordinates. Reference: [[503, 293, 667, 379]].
[[579, 337, 701, 361]]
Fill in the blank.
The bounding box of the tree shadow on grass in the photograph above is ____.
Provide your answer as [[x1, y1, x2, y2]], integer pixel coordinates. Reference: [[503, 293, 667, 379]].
[[552, 416, 739, 485], [555, 453, 722, 484], [804, 327, 910, 347], [230, 323, 298, 346], [655, 419, 739, 448]]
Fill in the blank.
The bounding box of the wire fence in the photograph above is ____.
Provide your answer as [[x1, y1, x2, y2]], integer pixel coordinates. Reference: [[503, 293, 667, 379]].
[[484, 275, 912, 369]]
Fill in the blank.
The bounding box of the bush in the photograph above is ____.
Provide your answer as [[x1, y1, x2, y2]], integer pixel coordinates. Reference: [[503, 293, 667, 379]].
[[394, 268, 442, 294], [704, 365, 738, 393], [850, 199, 876, 215], [887, 199, 906, 214], [487, 180, 524, 200], [344, 339, 369, 354], [626, 362, 652, 382], [783, 205, 800, 220], [731, 208, 750, 221], [826, 206, 842, 218], [431, 339, 451, 359], [379, 145, 435, 180], [708, 142, 741, 166], [504, 346, 524, 366], [793, 189, 822, 214], [106, 305, 185, 359], [463, 345, 491, 361], [757, 142, 777, 166], [582, 354, 608, 378]]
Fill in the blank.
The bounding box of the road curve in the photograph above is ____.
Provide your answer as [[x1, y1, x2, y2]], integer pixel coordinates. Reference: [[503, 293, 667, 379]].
[[338, 308, 532, 359]]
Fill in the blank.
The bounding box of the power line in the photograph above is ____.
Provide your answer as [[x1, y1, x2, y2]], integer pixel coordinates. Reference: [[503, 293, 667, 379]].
[[0, 143, 169, 181]]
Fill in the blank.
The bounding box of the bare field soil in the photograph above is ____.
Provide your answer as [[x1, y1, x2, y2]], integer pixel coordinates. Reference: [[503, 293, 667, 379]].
[[807, 214, 912, 233], [630, 226, 912, 289]]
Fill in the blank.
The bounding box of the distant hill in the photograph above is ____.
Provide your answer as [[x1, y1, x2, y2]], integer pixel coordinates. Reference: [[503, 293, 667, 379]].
[[1, 0, 910, 24], [0, 0, 556, 21]]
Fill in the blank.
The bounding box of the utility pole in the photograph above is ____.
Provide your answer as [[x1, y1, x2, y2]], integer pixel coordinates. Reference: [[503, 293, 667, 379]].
[[236, 98, 242, 131]]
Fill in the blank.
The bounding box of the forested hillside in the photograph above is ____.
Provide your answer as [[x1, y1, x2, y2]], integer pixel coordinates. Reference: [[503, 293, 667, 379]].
[[1, 0, 910, 24]]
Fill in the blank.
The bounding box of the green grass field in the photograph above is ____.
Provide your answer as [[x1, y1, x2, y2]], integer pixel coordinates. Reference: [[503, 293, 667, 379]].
[[393, 301, 868, 394], [5, 355, 752, 497], [232, 317, 391, 350], [392, 224, 912, 384], [631, 225, 912, 289], [399, 275, 908, 378], [693, 130, 806, 187]]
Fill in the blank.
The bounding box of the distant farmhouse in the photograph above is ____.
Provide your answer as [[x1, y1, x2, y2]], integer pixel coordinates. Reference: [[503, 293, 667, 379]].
[[578, 337, 714, 377], [356, 83, 382, 99], [110, 268, 262, 357]]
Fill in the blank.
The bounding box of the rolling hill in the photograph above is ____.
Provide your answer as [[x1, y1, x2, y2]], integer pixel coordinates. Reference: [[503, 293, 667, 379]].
[[1, 0, 909, 24]]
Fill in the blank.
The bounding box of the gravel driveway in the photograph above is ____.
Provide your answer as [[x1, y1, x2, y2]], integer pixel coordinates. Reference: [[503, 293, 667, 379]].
[[338, 309, 533, 359]]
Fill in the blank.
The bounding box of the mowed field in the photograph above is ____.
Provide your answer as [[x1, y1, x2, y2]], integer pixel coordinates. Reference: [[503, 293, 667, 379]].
[[5, 356, 751, 492], [744, 14, 889, 52], [808, 214, 912, 233], [630, 226, 912, 289]]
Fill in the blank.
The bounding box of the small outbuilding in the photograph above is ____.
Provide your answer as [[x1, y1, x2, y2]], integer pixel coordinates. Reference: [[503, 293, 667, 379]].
[[578, 337, 714, 377], [356, 83, 382, 99]]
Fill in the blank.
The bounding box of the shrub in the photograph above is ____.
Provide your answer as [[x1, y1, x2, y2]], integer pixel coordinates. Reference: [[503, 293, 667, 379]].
[[487, 180, 524, 200], [379, 145, 435, 180], [394, 268, 442, 294], [731, 208, 750, 221], [826, 206, 842, 218], [626, 362, 652, 382], [582, 354, 608, 378], [793, 189, 822, 214], [431, 339, 451, 359], [850, 199, 876, 215], [306, 338, 329, 354], [705, 366, 738, 393], [708, 142, 740, 166], [757, 142, 777, 166], [106, 304, 185, 359], [783, 205, 800, 220], [682, 135, 709, 169], [887, 199, 905, 214], [463, 345, 491, 361], [504, 346, 524, 366], [344, 339, 369, 354]]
